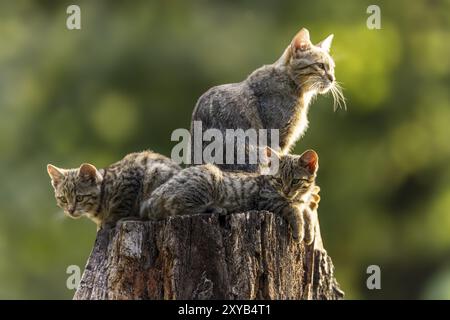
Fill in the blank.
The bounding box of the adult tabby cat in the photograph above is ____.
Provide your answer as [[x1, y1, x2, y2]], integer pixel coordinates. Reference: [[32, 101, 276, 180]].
[[141, 148, 320, 243], [47, 150, 180, 229], [191, 28, 344, 171]]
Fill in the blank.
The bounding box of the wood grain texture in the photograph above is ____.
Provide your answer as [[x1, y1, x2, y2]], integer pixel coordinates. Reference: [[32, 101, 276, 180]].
[[74, 211, 344, 300]]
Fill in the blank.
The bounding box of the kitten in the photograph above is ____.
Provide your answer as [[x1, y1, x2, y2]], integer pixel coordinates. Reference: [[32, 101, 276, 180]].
[[47, 150, 180, 229], [141, 148, 319, 243], [191, 28, 344, 171]]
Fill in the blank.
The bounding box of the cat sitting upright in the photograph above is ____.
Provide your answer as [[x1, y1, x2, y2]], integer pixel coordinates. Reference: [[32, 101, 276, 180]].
[[191, 28, 344, 172]]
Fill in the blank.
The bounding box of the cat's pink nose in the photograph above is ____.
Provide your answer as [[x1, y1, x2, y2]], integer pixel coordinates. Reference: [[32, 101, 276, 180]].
[[68, 207, 75, 214]]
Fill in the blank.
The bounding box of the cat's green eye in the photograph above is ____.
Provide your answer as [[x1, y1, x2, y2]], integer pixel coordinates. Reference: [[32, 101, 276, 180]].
[[275, 178, 283, 184], [58, 196, 67, 203], [317, 63, 326, 70], [293, 178, 307, 185], [76, 195, 84, 202]]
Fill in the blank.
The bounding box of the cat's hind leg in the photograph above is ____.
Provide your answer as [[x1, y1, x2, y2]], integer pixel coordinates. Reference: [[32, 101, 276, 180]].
[[141, 188, 215, 219], [140, 190, 173, 219], [200, 203, 228, 216], [189, 200, 228, 216]]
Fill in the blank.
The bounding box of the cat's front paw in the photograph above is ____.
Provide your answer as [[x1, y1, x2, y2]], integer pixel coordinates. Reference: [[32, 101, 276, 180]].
[[283, 205, 304, 242], [308, 185, 321, 211], [302, 207, 315, 245], [291, 224, 304, 242]]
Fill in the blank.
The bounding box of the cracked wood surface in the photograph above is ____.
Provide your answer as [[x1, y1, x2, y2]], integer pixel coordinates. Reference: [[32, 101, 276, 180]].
[[73, 211, 344, 300]]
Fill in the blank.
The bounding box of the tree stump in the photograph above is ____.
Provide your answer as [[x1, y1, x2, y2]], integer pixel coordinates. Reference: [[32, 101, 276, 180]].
[[73, 211, 344, 300]]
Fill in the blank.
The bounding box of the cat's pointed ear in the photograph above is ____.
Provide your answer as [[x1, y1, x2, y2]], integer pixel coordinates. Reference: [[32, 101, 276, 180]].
[[291, 28, 312, 52], [276, 45, 293, 66], [78, 163, 101, 183], [47, 164, 65, 188], [316, 34, 334, 52], [299, 150, 319, 174]]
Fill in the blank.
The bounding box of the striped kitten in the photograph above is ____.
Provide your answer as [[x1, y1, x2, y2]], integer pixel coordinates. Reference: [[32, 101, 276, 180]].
[[141, 148, 320, 243], [47, 151, 180, 229]]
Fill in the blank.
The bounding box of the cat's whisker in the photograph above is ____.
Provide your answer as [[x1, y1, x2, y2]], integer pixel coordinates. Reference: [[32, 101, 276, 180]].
[[330, 82, 346, 111], [331, 87, 341, 111], [335, 84, 347, 111], [330, 87, 338, 111], [299, 77, 321, 92]]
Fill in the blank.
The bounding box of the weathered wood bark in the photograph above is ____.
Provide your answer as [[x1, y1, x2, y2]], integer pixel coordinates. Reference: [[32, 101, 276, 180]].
[[73, 211, 344, 300]]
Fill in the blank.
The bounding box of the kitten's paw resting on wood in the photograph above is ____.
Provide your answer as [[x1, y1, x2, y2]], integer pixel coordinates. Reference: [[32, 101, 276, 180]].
[[302, 207, 316, 245], [281, 205, 304, 241], [280, 204, 316, 245]]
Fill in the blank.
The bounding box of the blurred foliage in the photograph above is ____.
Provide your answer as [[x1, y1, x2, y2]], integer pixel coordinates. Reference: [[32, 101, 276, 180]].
[[0, 0, 449, 299]]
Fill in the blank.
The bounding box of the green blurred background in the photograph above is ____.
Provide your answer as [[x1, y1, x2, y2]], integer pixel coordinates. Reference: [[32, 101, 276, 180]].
[[0, 0, 449, 299]]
